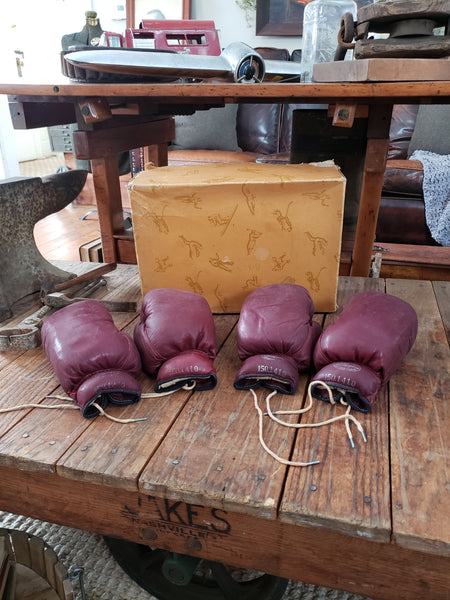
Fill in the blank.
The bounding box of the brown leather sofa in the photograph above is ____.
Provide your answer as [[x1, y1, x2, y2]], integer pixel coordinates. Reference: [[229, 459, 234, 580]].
[[376, 105, 437, 246], [169, 101, 440, 247]]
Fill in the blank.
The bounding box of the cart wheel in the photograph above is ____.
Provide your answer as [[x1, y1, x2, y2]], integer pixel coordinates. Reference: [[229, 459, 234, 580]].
[[104, 537, 289, 600]]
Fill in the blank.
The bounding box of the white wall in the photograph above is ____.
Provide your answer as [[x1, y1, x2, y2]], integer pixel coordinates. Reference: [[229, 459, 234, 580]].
[[3, 0, 93, 80], [191, 0, 303, 53], [134, 0, 185, 25]]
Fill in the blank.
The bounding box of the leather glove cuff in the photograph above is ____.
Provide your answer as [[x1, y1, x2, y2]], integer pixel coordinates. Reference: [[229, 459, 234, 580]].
[[310, 362, 381, 412], [155, 350, 217, 393], [234, 354, 299, 394], [76, 371, 141, 418]]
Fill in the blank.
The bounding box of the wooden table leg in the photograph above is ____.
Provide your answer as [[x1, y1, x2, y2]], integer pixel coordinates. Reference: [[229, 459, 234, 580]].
[[350, 104, 393, 277], [73, 117, 175, 263], [145, 142, 169, 167], [91, 143, 169, 263], [90, 156, 124, 263]]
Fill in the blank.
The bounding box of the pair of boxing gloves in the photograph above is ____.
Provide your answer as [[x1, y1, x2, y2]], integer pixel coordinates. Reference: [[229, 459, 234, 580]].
[[41, 289, 217, 418], [41, 283, 417, 419], [234, 283, 418, 414]]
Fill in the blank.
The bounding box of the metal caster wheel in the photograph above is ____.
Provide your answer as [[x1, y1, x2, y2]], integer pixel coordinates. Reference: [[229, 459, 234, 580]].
[[104, 537, 289, 600]]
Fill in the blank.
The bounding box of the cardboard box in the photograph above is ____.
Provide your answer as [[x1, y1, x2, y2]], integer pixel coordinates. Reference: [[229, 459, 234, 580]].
[[129, 163, 345, 313]]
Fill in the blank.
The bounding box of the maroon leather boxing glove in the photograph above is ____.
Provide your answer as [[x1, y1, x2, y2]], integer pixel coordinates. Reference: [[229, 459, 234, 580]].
[[234, 284, 322, 393], [312, 291, 418, 412], [42, 300, 142, 418], [134, 289, 217, 392]]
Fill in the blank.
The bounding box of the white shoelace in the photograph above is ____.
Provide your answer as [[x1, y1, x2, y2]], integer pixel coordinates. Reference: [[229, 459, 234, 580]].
[[0, 383, 196, 424], [252, 380, 367, 467]]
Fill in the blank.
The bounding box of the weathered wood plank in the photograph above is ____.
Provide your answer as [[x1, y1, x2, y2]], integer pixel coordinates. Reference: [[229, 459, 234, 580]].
[[29, 535, 46, 578], [53, 562, 71, 600], [279, 276, 391, 542], [8, 531, 31, 568], [0, 349, 60, 442], [1, 267, 449, 597], [0, 395, 92, 473], [137, 316, 319, 519], [1, 465, 449, 600], [387, 279, 450, 556], [357, 0, 450, 24], [0, 265, 236, 486], [314, 58, 450, 83], [214, 313, 238, 351], [354, 37, 450, 60], [55, 374, 194, 490], [43, 546, 58, 591], [0, 528, 13, 555], [433, 281, 450, 345]]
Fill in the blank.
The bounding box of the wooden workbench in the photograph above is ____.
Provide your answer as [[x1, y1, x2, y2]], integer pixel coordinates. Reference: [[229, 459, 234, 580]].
[[2, 79, 450, 278], [0, 263, 448, 599]]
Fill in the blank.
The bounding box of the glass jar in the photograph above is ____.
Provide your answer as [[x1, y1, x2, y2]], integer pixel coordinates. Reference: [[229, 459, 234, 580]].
[[300, 0, 358, 82]]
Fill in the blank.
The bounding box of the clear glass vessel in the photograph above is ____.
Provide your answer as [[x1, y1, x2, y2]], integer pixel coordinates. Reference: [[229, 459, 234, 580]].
[[300, 0, 358, 82]]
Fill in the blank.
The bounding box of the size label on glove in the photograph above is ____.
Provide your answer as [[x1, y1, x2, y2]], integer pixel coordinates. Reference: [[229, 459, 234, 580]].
[[166, 364, 202, 375], [321, 372, 356, 388], [320, 362, 362, 388], [256, 364, 287, 378]]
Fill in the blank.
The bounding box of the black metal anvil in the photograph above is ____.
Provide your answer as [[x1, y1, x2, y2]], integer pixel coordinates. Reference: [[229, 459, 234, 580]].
[[0, 170, 88, 322]]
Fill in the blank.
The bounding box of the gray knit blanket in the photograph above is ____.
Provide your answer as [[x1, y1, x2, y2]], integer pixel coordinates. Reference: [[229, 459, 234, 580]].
[[410, 150, 450, 246]]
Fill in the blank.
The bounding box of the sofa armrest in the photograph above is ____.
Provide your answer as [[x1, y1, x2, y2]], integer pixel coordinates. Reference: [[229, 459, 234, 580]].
[[376, 195, 437, 246], [383, 159, 424, 198]]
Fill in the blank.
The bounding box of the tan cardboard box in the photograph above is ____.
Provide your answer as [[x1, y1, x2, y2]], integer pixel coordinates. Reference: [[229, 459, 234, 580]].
[[129, 162, 345, 313]]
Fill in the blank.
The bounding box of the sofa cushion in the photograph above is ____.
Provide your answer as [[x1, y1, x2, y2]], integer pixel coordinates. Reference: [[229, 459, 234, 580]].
[[407, 105, 450, 157], [170, 104, 240, 152], [376, 196, 437, 246], [236, 103, 282, 154]]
